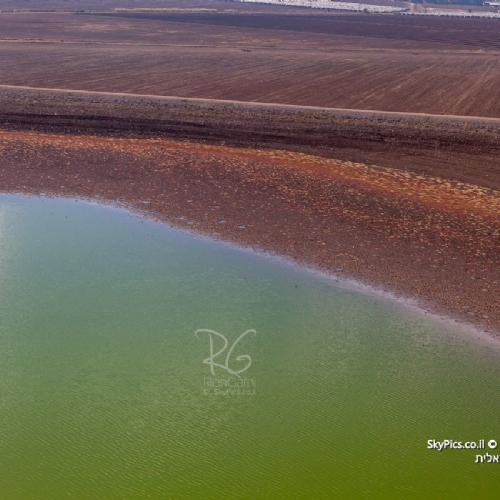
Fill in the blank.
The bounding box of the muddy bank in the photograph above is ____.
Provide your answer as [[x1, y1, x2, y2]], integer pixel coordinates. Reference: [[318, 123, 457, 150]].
[[1, 87, 499, 192], [0, 125, 498, 336]]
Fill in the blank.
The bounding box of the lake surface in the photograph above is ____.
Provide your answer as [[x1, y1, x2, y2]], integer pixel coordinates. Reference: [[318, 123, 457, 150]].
[[0, 194, 499, 499]]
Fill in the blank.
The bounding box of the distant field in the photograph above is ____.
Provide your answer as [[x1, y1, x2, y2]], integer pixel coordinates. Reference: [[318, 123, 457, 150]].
[[1, 11, 500, 116], [0, 0, 304, 13], [94, 11, 500, 51]]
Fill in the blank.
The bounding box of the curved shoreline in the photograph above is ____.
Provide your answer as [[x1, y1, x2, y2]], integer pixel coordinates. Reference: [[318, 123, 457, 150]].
[[3, 189, 498, 351], [0, 114, 498, 338]]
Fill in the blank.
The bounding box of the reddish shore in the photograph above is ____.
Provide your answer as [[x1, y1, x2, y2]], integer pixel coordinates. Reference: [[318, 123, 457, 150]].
[[0, 93, 498, 336]]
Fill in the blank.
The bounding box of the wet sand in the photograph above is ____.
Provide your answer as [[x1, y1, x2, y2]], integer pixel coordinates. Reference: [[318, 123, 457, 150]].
[[0, 92, 498, 336]]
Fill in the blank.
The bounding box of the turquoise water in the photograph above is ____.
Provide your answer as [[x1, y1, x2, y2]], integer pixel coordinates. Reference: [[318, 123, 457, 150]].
[[0, 194, 498, 499]]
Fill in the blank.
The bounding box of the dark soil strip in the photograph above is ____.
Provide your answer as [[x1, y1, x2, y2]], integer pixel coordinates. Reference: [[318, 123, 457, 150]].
[[0, 87, 499, 191]]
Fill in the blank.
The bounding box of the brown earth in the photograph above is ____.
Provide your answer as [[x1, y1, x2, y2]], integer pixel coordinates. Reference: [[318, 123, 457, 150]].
[[0, 90, 498, 336], [1, 87, 499, 190], [2, 11, 500, 116], [0, 8, 498, 336], [104, 11, 500, 51]]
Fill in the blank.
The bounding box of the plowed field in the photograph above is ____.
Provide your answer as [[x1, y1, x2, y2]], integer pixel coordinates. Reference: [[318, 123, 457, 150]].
[[1, 10, 500, 116]]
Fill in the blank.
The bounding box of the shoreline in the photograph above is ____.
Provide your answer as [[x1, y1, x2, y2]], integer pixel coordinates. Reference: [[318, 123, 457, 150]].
[[3, 189, 498, 350], [0, 90, 498, 338]]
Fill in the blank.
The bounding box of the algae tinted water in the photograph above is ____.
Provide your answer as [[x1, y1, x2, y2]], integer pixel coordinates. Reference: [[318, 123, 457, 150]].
[[0, 195, 499, 499]]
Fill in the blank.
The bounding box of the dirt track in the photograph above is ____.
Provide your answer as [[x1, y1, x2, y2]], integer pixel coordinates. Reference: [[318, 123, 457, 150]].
[[4, 84, 500, 123]]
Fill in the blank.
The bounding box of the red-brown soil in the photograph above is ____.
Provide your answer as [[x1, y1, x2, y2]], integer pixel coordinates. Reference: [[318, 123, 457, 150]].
[[0, 91, 498, 336], [0, 8, 498, 336], [1, 88, 499, 190]]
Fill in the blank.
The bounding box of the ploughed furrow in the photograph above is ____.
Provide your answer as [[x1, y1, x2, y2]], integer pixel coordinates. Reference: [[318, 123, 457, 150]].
[[104, 13, 500, 51], [1, 42, 500, 116]]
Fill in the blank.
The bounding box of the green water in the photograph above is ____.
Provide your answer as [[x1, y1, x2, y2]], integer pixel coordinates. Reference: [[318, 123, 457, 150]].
[[0, 194, 499, 499]]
